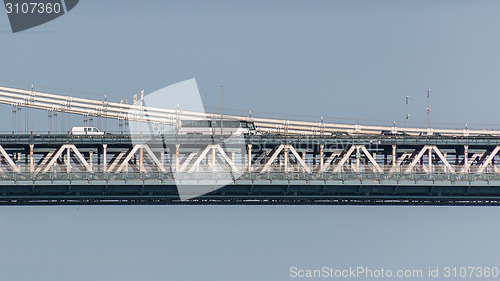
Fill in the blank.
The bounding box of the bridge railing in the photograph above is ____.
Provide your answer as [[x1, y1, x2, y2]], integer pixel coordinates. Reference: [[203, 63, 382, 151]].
[[0, 171, 499, 183]]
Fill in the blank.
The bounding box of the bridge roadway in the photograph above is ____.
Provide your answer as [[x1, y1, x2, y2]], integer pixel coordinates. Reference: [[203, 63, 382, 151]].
[[1, 134, 500, 205]]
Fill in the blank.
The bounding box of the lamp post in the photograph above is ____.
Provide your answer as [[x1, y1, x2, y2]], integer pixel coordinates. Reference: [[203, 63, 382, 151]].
[[406, 96, 410, 128], [426, 89, 431, 128]]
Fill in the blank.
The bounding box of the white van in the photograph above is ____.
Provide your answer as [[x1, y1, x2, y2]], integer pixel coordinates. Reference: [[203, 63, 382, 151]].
[[71, 127, 104, 135]]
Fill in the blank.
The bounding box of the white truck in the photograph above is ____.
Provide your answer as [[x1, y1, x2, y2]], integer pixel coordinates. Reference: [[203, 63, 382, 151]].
[[71, 127, 104, 135]]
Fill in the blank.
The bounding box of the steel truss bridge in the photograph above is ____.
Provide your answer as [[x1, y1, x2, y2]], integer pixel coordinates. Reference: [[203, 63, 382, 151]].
[[2, 134, 500, 205], [1, 84, 500, 205]]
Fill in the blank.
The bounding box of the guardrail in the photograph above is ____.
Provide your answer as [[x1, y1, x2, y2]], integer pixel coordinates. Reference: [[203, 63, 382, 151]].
[[0, 171, 499, 184]]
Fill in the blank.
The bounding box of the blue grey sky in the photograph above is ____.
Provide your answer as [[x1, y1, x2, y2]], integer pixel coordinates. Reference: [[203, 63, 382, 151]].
[[2, 205, 500, 281], [1, 0, 500, 130], [2, 2, 500, 281]]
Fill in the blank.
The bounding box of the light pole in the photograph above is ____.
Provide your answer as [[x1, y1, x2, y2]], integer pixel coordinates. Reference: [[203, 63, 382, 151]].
[[405, 96, 410, 128], [220, 84, 223, 135], [426, 89, 431, 128]]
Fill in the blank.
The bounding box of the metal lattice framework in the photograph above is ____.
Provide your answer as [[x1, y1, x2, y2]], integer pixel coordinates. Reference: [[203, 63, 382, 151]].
[[1, 85, 500, 204], [0, 135, 500, 205], [0, 135, 499, 176]]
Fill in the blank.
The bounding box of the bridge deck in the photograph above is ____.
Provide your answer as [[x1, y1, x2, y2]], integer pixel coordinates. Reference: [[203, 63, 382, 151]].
[[1, 134, 500, 205]]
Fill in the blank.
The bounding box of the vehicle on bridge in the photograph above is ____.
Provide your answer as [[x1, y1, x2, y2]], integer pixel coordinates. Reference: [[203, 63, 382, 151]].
[[380, 130, 408, 137], [179, 120, 256, 135], [71, 127, 105, 135], [331, 131, 349, 137], [419, 132, 442, 137], [477, 133, 500, 138]]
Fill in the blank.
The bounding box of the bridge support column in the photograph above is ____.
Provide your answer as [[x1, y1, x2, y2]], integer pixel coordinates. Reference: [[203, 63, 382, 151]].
[[320, 144, 324, 171], [103, 144, 107, 172], [284, 146, 289, 172], [428, 148, 432, 173], [169, 148, 173, 172], [356, 146, 360, 172], [392, 145, 396, 171], [212, 146, 216, 172], [464, 145, 469, 173], [161, 150, 165, 171], [175, 144, 180, 171], [139, 147, 144, 172], [29, 144, 34, 173], [247, 144, 252, 172], [443, 152, 448, 173], [66, 146, 71, 172], [89, 151, 93, 171], [302, 151, 306, 171]]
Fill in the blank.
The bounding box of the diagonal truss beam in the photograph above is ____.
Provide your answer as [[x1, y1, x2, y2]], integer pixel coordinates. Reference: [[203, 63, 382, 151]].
[[460, 153, 482, 174], [43, 144, 92, 173], [333, 146, 356, 173], [142, 145, 167, 173], [389, 153, 411, 173], [114, 145, 140, 173], [261, 145, 285, 172], [360, 146, 383, 173], [320, 152, 341, 172], [35, 150, 55, 173], [0, 145, 20, 172], [476, 146, 500, 174], [405, 146, 431, 173], [178, 151, 198, 172], [288, 145, 311, 173], [214, 145, 239, 172], [185, 145, 212, 172], [260, 145, 311, 173], [115, 144, 166, 173], [107, 150, 128, 172], [187, 145, 234, 173], [330, 145, 382, 173], [432, 147, 455, 173], [404, 146, 455, 174]]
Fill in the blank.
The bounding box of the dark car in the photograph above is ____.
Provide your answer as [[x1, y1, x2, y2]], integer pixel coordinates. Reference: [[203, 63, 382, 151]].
[[332, 131, 349, 137], [477, 134, 498, 139], [381, 130, 408, 136]]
